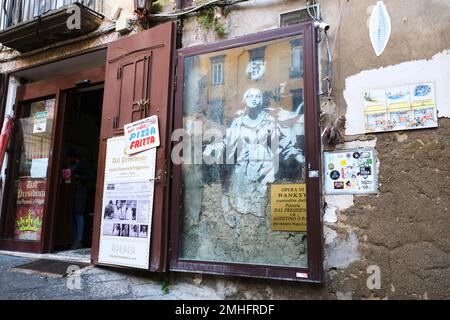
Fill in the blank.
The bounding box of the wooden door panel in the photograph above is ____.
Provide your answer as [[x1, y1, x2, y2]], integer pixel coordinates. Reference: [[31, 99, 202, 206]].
[[115, 53, 153, 129], [92, 22, 176, 272]]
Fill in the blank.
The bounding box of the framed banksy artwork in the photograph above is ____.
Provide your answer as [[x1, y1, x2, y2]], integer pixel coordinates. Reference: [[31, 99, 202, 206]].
[[171, 23, 324, 282]]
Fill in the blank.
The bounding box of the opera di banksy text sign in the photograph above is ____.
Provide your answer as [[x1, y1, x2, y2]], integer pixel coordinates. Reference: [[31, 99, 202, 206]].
[[98, 136, 156, 270], [324, 148, 378, 195], [270, 184, 307, 232], [124, 116, 160, 155]]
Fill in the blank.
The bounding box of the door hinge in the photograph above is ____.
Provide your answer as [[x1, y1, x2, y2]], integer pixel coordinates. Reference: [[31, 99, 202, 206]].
[[162, 159, 168, 187], [172, 75, 177, 92]]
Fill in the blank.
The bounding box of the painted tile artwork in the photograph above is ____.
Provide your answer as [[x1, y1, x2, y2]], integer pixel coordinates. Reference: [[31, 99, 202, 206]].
[[363, 83, 438, 133]]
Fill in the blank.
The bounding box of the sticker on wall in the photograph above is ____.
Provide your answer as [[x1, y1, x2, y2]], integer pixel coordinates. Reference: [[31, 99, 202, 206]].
[[364, 83, 438, 133], [324, 148, 378, 195], [369, 1, 391, 57]]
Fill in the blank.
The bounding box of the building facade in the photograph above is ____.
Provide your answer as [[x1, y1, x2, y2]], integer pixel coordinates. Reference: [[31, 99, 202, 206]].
[[0, 0, 449, 299]]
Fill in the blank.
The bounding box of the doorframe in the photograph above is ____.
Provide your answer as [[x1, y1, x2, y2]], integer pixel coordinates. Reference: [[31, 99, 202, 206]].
[[0, 67, 105, 253]]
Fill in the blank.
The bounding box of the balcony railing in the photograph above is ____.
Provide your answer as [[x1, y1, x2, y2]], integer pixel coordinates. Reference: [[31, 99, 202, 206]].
[[0, 0, 102, 31]]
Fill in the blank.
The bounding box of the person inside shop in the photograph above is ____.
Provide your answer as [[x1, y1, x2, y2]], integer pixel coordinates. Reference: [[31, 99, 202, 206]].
[[70, 150, 94, 249]]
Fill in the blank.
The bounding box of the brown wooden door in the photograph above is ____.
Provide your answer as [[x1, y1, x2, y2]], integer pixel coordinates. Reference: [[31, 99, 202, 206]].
[[91, 22, 176, 272]]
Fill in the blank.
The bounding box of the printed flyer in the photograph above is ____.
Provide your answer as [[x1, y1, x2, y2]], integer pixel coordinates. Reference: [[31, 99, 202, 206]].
[[324, 149, 377, 195], [98, 136, 156, 269]]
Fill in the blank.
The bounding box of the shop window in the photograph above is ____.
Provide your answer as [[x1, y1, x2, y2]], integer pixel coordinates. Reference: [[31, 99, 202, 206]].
[[210, 55, 225, 86], [4, 98, 55, 242], [172, 23, 323, 282], [290, 39, 304, 78]]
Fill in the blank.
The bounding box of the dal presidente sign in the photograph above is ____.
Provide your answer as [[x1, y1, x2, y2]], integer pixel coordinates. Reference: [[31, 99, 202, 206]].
[[124, 116, 160, 155]]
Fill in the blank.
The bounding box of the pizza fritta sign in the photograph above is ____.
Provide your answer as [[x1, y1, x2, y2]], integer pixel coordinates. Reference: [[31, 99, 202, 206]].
[[124, 116, 160, 155]]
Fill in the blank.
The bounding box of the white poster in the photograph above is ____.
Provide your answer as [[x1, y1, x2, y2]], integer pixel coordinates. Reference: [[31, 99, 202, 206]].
[[324, 148, 377, 195], [33, 111, 47, 133], [98, 136, 156, 269]]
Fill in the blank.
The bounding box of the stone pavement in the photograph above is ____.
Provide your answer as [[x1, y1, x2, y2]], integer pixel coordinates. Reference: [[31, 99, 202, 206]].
[[0, 253, 222, 300]]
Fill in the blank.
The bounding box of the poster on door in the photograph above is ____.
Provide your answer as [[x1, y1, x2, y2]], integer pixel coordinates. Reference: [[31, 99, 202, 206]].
[[124, 115, 160, 155], [14, 179, 46, 241], [324, 148, 378, 195], [98, 136, 156, 269]]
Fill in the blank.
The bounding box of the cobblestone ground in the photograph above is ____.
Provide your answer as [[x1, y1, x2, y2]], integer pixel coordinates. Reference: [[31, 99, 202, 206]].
[[0, 254, 221, 300]]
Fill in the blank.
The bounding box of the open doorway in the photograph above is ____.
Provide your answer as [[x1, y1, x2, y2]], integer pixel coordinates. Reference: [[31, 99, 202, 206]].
[[53, 86, 104, 255]]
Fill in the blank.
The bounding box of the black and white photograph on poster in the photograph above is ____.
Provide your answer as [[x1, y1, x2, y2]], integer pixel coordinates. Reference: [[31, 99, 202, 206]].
[[324, 148, 378, 195], [102, 223, 122, 236], [139, 225, 149, 239], [120, 224, 130, 237], [103, 199, 137, 221], [130, 225, 139, 238]]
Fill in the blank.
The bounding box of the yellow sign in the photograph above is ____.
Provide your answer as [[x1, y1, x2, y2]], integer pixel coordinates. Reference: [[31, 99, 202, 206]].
[[270, 184, 307, 232]]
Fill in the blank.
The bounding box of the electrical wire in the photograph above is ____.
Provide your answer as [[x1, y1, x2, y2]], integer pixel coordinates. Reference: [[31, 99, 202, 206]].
[[149, 0, 249, 19], [324, 30, 333, 97]]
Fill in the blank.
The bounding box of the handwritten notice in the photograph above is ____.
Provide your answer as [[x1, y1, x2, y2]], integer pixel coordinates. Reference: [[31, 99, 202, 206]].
[[270, 184, 307, 232], [124, 116, 160, 155]]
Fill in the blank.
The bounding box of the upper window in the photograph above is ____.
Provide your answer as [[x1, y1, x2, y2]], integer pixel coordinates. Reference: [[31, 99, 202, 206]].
[[210, 55, 225, 86], [247, 47, 266, 81], [290, 39, 304, 78], [172, 23, 322, 282]]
